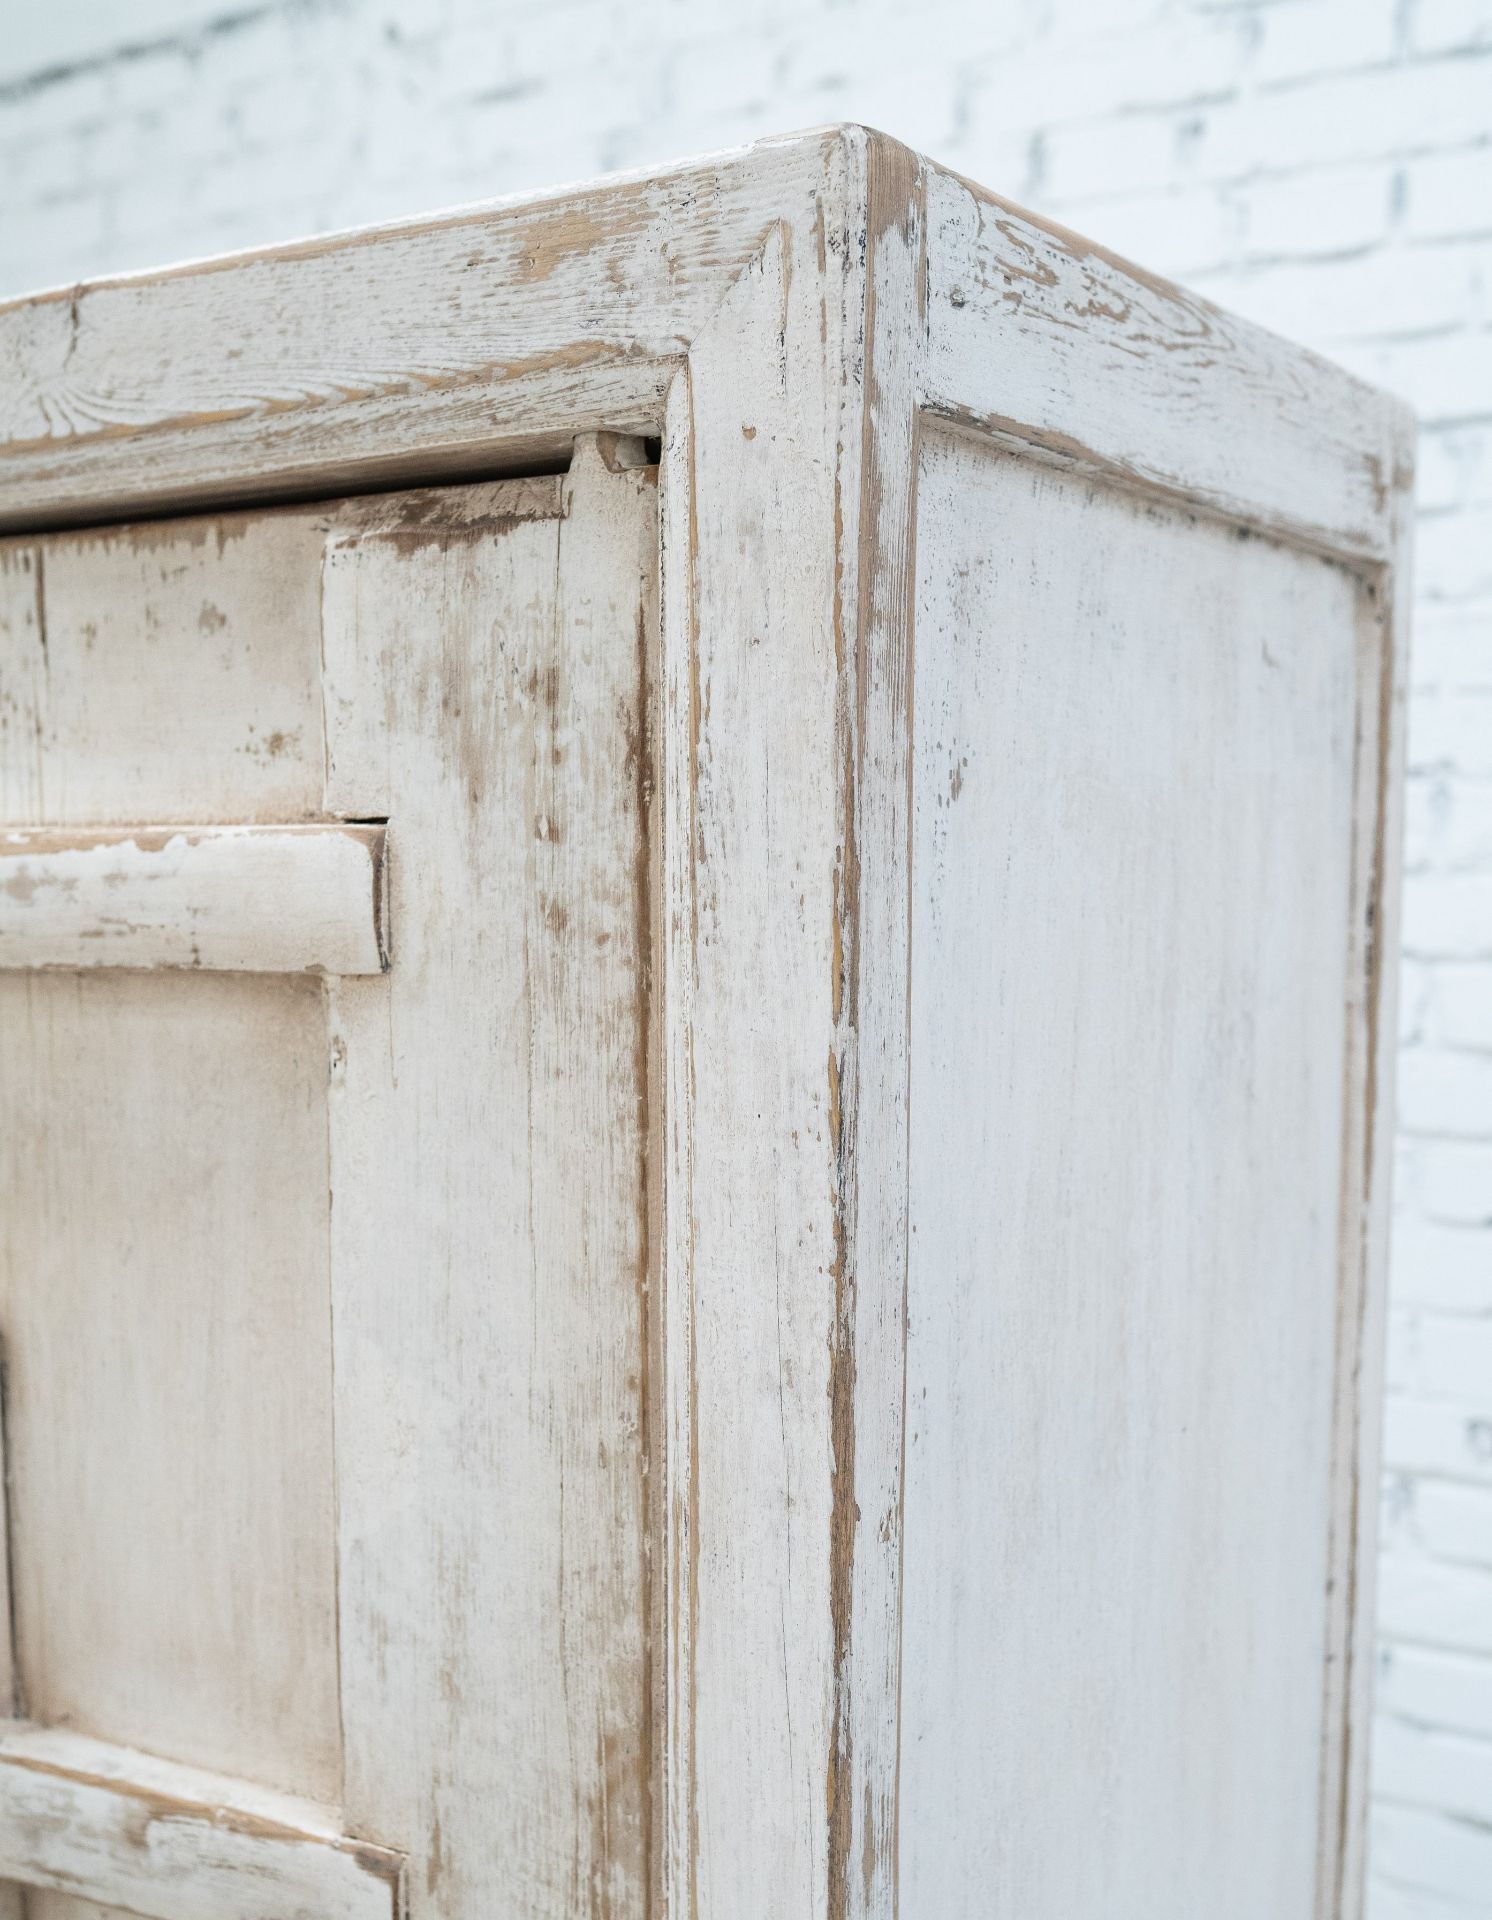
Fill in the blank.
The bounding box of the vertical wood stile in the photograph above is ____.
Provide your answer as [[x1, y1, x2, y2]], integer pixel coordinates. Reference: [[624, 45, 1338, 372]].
[[323, 461, 656, 1920], [656, 128, 925, 1920], [834, 140, 925, 1920], [1316, 445, 1414, 1920], [658, 205, 847, 1919]]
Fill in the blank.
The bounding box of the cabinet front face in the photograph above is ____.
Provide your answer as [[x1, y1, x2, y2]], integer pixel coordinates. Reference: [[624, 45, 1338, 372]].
[[0, 445, 658, 1920]]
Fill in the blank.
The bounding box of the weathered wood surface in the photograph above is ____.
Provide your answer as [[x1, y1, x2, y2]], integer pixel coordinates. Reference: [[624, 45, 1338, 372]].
[[0, 491, 346, 1920], [0, 137, 835, 530], [899, 427, 1365, 1919], [0, 1726, 403, 1920], [0, 968, 342, 1808], [0, 128, 1410, 570], [0, 124, 1411, 1920], [0, 511, 326, 825], [921, 165, 1412, 562], [0, 456, 658, 1920], [657, 217, 845, 1915], [1316, 484, 1412, 1920], [0, 824, 387, 973], [323, 445, 656, 1920]]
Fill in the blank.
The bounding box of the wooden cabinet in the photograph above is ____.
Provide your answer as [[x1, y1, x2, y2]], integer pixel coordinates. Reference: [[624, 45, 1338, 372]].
[[0, 128, 1411, 1920]]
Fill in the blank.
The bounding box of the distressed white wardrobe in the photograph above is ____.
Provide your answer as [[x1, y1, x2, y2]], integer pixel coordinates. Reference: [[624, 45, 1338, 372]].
[[0, 128, 1411, 1920]]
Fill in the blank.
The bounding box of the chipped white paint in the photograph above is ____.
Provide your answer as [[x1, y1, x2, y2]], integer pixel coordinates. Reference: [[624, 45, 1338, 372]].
[[0, 129, 1409, 1920], [0, 824, 388, 974], [0, 1725, 403, 1920], [921, 167, 1408, 563], [323, 443, 657, 1920]]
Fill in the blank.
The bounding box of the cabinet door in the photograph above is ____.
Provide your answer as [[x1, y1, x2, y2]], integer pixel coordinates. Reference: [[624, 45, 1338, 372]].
[[0, 440, 657, 1920]]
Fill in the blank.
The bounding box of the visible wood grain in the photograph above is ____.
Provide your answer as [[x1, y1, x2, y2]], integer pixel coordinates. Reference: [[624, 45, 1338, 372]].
[[0, 545, 45, 826], [0, 509, 326, 825], [0, 494, 347, 1920], [899, 427, 1364, 1919], [0, 137, 838, 532], [0, 824, 388, 974], [921, 164, 1413, 563], [0, 122, 1413, 1920], [832, 136, 925, 1920], [658, 212, 849, 1915], [0, 969, 342, 1806], [0, 128, 1407, 574], [0, 1726, 403, 1920], [323, 448, 655, 1919], [654, 128, 934, 1920]]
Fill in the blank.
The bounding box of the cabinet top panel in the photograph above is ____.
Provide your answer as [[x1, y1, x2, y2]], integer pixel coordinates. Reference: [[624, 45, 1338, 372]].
[[0, 123, 1410, 559]]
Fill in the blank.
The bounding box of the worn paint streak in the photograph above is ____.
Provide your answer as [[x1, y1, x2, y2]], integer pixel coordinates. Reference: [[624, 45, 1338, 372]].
[[516, 205, 648, 285], [0, 1336, 19, 1719], [0, 1746, 403, 1882], [631, 587, 660, 1920], [682, 358, 703, 1920], [1317, 562, 1403, 1918], [825, 129, 924, 1920]]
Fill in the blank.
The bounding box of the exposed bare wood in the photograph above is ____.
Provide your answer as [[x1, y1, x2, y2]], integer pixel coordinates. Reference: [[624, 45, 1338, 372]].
[[658, 197, 851, 1914], [0, 125, 1409, 1920], [0, 508, 326, 826], [0, 136, 837, 532], [0, 1726, 403, 1920], [0, 824, 388, 974], [920, 164, 1415, 563], [0, 490, 346, 1918], [323, 449, 655, 1919], [833, 134, 925, 1920]]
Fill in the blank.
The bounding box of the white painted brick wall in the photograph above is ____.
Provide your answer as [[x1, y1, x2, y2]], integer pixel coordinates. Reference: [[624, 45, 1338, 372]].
[[2, 1, 1489, 1910]]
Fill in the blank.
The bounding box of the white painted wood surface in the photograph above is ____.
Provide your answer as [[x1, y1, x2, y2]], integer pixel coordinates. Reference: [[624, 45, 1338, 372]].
[[0, 139, 836, 529], [0, 454, 657, 1920], [323, 445, 656, 1920], [657, 218, 845, 1916], [0, 968, 343, 1810], [0, 510, 327, 824], [0, 127, 1410, 1920], [0, 1726, 403, 1920], [901, 428, 1362, 1918], [0, 824, 387, 973], [920, 166, 1407, 562]]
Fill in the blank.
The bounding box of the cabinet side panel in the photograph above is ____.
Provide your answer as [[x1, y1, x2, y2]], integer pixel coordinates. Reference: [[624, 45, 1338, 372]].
[[324, 458, 654, 1920], [900, 430, 1361, 1918]]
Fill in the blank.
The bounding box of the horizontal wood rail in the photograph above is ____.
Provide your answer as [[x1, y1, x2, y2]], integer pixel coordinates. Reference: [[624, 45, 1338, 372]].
[[0, 824, 389, 975], [0, 1724, 405, 1920]]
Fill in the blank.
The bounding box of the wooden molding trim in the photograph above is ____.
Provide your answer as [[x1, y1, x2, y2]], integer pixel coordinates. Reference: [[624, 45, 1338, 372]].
[[0, 126, 1409, 569], [0, 824, 389, 974], [0, 1724, 405, 1920]]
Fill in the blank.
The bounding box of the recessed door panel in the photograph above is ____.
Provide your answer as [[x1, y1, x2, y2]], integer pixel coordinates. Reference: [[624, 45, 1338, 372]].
[[0, 969, 341, 1796]]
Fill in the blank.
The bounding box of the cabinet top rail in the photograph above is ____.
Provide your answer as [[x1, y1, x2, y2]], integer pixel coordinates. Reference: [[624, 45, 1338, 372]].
[[0, 124, 1410, 561]]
